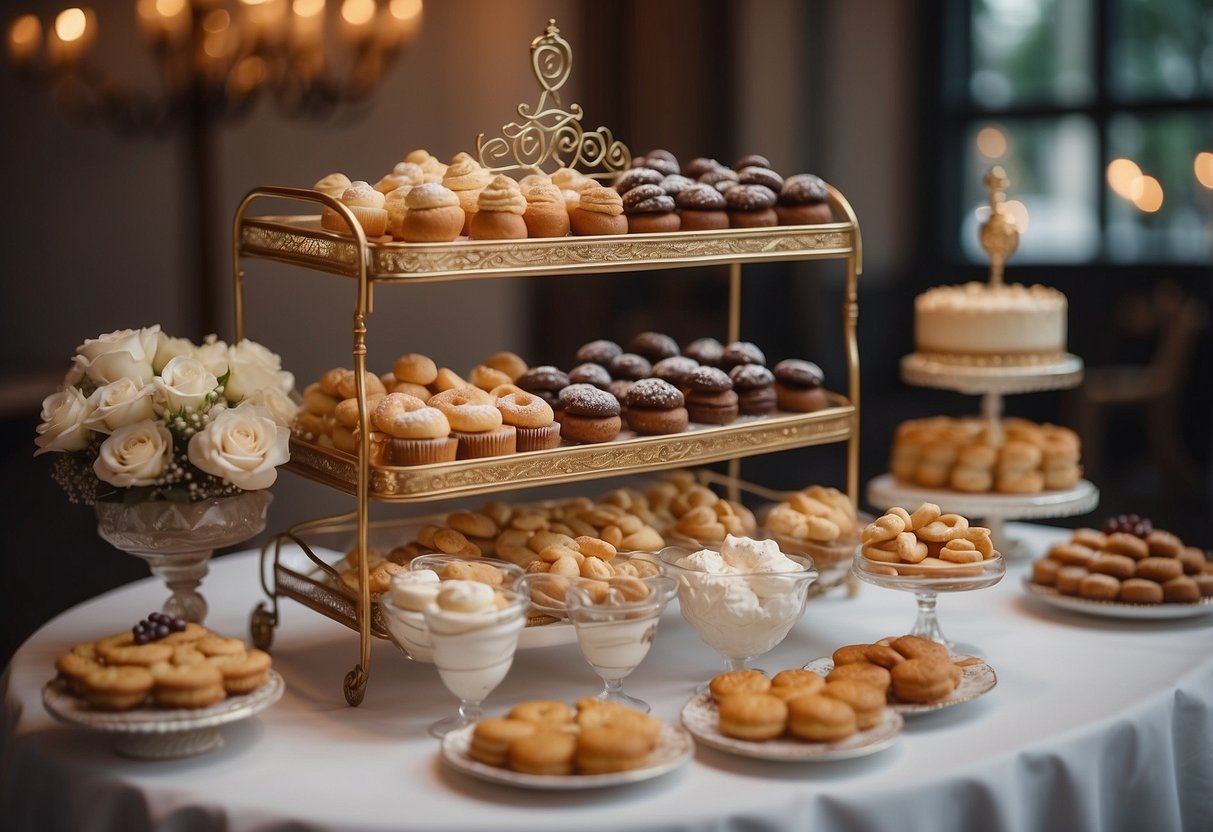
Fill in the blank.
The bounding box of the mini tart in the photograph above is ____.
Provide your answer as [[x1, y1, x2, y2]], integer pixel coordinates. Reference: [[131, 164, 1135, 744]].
[[80, 665, 155, 711], [151, 662, 228, 709], [207, 648, 273, 694]]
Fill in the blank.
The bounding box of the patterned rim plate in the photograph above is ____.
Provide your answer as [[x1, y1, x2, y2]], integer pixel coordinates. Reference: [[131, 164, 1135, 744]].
[[680, 691, 902, 761], [440, 720, 693, 790], [1023, 579, 1213, 620], [43, 670, 285, 734], [802, 657, 997, 715]]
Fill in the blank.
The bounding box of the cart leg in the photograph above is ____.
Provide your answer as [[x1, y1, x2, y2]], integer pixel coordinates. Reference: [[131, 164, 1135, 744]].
[[250, 602, 277, 651], [344, 664, 368, 706]]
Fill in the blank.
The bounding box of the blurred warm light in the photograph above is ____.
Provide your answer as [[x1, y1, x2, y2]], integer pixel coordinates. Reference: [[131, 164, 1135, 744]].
[[1196, 152, 1213, 189], [54, 8, 88, 43], [976, 127, 1007, 159], [294, 0, 325, 17], [390, 0, 423, 21], [1132, 176, 1164, 213], [342, 0, 375, 26], [230, 55, 267, 94], [7, 14, 41, 64], [1004, 199, 1029, 233], [1106, 158, 1143, 200]]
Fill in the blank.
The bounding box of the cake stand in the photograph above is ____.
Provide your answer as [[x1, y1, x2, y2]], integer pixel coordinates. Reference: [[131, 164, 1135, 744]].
[[871, 168, 1098, 557]]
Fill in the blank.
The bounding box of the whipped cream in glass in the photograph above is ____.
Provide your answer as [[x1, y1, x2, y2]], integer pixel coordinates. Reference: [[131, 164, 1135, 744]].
[[379, 569, 440, 662]]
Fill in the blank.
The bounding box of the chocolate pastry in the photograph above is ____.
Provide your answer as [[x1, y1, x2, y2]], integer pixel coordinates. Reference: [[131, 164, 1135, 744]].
[[720, 341, 767, 369], [734, 154, 772, 170], [659, 174, 697, 195], [629, 331, 680, 363], [738, 166, 785, 193], [575, 339, 622, 367], [683, 157, 723, 178], [685, 366, 739, 425], [567, 362, 612, 390], [608, 352, 652, 380], [682, 337, 724, 366], [614, 167, 665, 193], [516, 365, 570, 408], [729, 363, 776, 415], [651, 355, 700, 388]]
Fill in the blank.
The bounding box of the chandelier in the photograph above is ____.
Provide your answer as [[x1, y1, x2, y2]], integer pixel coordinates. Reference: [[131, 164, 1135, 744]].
[[5, 0, 423, 334]]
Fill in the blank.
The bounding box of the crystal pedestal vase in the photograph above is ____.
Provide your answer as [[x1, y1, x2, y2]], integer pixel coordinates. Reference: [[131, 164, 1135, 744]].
[[94, 491, 272, 624]]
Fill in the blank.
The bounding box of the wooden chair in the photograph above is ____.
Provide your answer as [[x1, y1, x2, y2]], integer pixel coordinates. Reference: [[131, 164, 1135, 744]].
[[1067, 281, 1206, 493]]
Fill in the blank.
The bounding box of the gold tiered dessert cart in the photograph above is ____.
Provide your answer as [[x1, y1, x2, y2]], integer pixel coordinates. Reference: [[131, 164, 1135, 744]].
[[231, 20, 865, 705]]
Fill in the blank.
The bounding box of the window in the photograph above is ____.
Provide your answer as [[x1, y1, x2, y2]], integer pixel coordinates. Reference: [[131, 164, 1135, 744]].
[[941, 0, 1212, 264]]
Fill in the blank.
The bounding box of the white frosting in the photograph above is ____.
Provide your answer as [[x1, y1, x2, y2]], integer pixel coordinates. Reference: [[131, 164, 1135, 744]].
[[423, 586, 525, 701], [672, 535, 811, 660], [389, 569, 440, 611], [434, 580, 495, 614], [915, 281, 1067, 361]]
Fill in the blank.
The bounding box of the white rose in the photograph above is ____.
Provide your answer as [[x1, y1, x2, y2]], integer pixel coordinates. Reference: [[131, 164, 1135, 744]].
[[223, 339, 295, 402], [153, 333, 197, 374], [75, 326, 160, 387], [154, 356, 218, 414], [188, 403, 290, 490], [241, 386, 298, 428], [94, 420, 172, 487], [83, 378, 157, 434], [34, 387, 93, 455], [194, 335, 231, 379]]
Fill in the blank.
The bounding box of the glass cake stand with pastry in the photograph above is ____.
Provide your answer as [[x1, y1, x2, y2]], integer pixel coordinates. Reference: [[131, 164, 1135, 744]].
[[852, 503, 1006, 659], [868, 167, 1098, 556]]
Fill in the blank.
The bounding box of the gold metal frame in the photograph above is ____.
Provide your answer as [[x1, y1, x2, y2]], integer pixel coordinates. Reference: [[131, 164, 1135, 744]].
[[231, 19, 865, 707]]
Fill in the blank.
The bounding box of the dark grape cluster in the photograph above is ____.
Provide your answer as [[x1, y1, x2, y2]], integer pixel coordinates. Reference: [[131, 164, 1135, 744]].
[[132, 612, 187, 645], [1102, 513, 1153, 538]]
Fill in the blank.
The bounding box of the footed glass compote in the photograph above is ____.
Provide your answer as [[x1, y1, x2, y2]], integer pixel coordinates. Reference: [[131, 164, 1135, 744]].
[[95, 491, 272, 624], [658, 539, 818, 682], [422, 584, 526, 738], [378, 568, 442, 663], [562, 574, 676, 714], [851, 547, 1006, 658]]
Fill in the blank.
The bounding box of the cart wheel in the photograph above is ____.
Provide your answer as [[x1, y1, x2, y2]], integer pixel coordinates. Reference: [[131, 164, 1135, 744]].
[[250, 603, 276, 650]]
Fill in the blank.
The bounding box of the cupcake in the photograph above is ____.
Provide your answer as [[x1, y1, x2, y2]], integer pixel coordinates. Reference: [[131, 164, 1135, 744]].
[[384, 185, 414, 238], [442, 152, 493, 235], [374, 161, 424, 195], [772, 359, 828, 412], [372, 392, 458, 466], [725, 184, 778, 228], [404, 148, 448, 183], [622, 185, 680, 233], [675, 184, 729, 231], [729, 364, 776, 415], [495, 390, 560, 452], [515, 365, 570, 409], [571, 184, 627, 236], [682, 337, 724, 367], [321, 180, 388, 237], [400, 183, 464, 243], [624, 378, 688, 436], [429, 387, 516, 459], [556, 384, 622, 444], [521, 180, 571, 238], [469, 175, 527, 240], [685, 366, 739, 425], [313, 172, 352, 199], [777, 174, 834, 225]]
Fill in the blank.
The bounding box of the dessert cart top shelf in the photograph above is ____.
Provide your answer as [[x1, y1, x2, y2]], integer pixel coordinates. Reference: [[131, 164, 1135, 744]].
[[235, 186, 860, 284]]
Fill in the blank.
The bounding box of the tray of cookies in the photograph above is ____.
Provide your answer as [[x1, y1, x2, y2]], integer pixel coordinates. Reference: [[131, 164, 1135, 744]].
[[678, 668, 903, 761], [1024, 515, 1213, 619], [44, 617, 283, 759], [439, 698, 693, 789]]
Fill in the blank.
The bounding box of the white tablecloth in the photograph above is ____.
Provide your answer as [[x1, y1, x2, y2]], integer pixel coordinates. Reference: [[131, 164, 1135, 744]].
[[3, 523, 1211, 832]]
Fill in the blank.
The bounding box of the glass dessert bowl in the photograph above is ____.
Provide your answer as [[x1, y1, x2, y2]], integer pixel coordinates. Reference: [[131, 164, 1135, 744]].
[[658, 536, 818, 680], [561, 573, 677, 714]]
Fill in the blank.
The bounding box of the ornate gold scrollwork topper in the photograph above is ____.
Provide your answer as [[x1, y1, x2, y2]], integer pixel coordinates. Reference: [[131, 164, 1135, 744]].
[[476, 19, 631, 179], [979, 165, 1020, 287]]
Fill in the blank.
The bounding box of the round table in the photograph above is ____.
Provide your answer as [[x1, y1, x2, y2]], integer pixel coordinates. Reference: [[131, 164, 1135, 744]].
[[3, 523, 1211, 832]]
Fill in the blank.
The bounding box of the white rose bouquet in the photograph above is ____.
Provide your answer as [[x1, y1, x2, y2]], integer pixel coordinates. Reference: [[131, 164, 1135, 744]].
[[35, 325, 295, 505]]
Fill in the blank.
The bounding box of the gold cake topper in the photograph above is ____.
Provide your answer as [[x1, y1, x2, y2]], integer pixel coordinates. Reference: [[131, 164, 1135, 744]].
[[476, 19, 631, 179], [980, 165, 1019, 286]]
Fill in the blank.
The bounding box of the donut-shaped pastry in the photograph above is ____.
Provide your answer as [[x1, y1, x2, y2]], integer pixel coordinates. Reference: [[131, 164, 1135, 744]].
[[495, 391, 554, 429], [508, 699, 575, 727], [468, 364, 513, 392], [429, 388, 502, 432], [372, 392, 450, 439]]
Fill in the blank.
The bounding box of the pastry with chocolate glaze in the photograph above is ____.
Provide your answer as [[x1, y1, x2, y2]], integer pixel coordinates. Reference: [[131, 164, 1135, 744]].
[[674, 184, 729, 231], [685, 366, 739, 425], [726, 184, 779, 228], [730, 363, 777, 415], [621, 184, 680, 233], [777, 174, 833, 225], [772, 359, 827, 412]]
